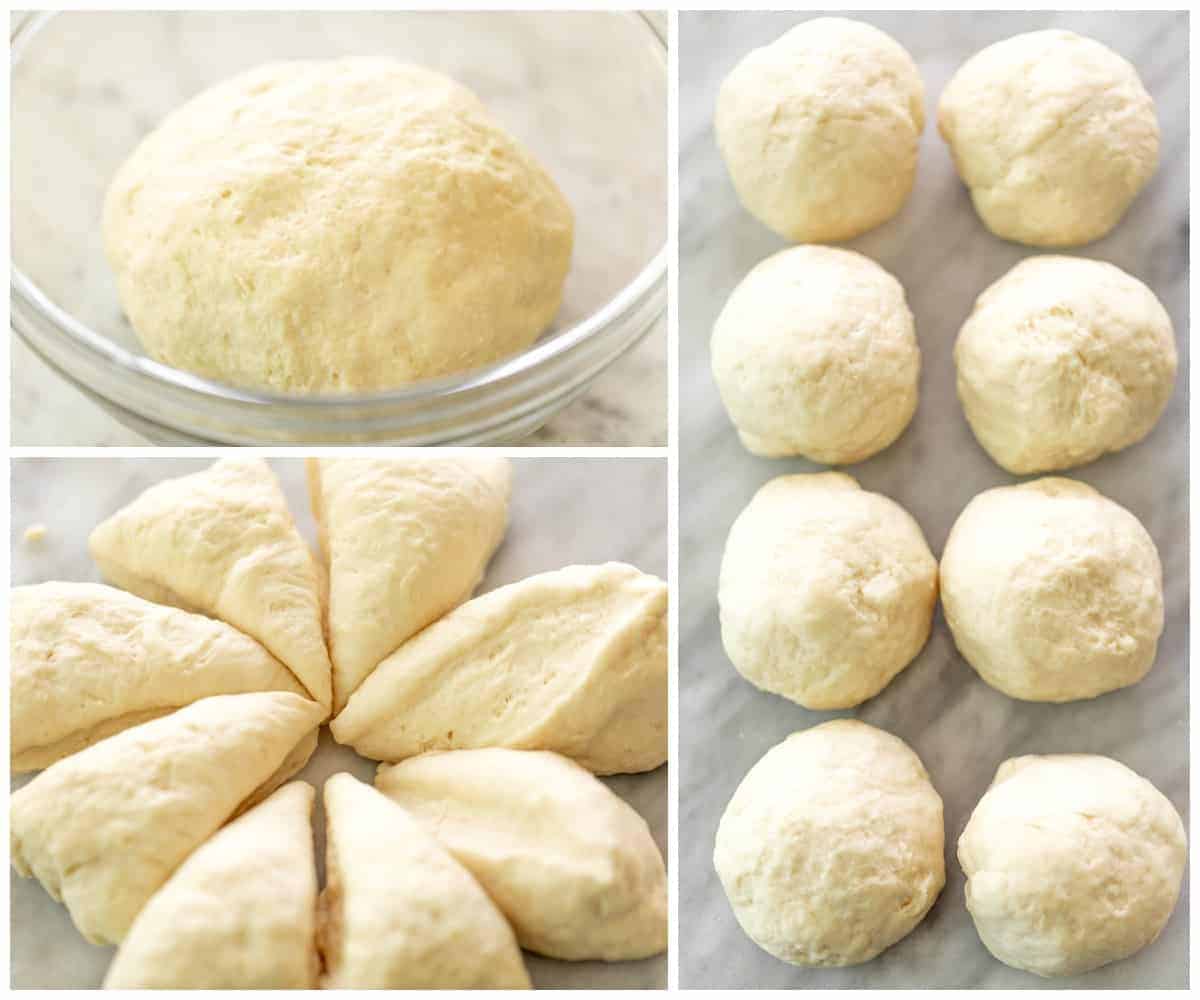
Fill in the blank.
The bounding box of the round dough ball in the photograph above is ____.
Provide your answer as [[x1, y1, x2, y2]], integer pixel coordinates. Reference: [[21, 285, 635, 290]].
[[715, 720, 945, 967], [955, 256, 1176, 474], [719, 472, 937, 709], [711, 246, 920, 463], [941, 477, 1163, 703], [715, 17, 925, 242], [103, 58, 574, 394], [959, 754, 1186, 977], [939, 30, 1159, 247]]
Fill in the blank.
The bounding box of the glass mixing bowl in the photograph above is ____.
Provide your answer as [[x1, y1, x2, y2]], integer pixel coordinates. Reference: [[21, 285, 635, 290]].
[[11, 10, 667, 444]]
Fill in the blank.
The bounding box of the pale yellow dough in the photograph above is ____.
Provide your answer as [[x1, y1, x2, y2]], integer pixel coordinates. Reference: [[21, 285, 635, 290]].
[[308, 457, 511, 712], [332, 562, 667, 774], [103, 782, 319, 989], [319, 773, 530, 989], [103, 58, 574, 393], [376, 748, 668, 961]]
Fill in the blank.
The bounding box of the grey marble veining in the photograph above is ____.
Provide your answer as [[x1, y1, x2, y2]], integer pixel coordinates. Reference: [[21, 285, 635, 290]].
[[678, 11, 1188, 989], [10, 456, 667, 989]]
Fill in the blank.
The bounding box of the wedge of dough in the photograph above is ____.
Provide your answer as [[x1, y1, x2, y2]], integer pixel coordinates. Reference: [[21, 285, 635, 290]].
[[308, 457, 511, 712], [376, 749, 668, 961], [88, 458, 332, 709], [12, 581, 306, 772], [104, 781, 318, 988], [332, 563, 667, 774], [11, 691, 324, 946], [319, 773, 529, 989]]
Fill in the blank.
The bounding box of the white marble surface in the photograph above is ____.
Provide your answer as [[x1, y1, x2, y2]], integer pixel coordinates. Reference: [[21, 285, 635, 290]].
[[10, 457, 668, 989], [679, 11, 1188, 989]]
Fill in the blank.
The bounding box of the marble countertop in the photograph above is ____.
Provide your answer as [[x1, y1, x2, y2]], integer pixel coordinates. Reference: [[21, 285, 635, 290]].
[[10, 457, 668, 989], [679, 11, 1188, 989]]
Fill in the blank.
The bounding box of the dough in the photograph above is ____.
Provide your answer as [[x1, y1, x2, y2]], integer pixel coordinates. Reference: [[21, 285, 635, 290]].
[[104, 782, 319, 989], [714, 720, 944, 967], [939, 30, 1159, 246], [719, 473, 937, 709], [10, 691, 323, 945], [89, 458, 332, 709], [11, 581, 304, 772], [332, 563, 667, 774], [711, 246, 919, 462], [319, 773, 529, 989], [955, 255, 1176, 474], [103, 58, 574, 394], [376, 748, 667, 961], [940, 477, 1163, 702], [715, 17, 925, 242], [308, 457, 511, 711], [959, 754, 1186, 977]]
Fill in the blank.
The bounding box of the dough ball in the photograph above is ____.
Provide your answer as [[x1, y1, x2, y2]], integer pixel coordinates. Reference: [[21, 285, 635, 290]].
[[955, 256, 1176, 474], [939, 30, 1159, 247], [719, 472, 937, 709], [715, 17, 925, 242], [714, 719, 945, 967], [941, 477, 1163, 703], [711, 246, 920, 463], [103, 58, 574, 394], [959, 754, 1186, 977]]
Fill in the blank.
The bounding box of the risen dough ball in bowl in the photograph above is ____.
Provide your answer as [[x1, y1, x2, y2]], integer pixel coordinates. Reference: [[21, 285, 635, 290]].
[[941, 477, 1163, 703], [955, 255, 1176, 475], [939, 30, 1159, 247], [719, 472, 937, 709], [714, 720, 945, 967], [715, 17, 925, 242], [103, 58, 574, 394], [711, 246, 919, 463], [959, 754, 1186, 977]]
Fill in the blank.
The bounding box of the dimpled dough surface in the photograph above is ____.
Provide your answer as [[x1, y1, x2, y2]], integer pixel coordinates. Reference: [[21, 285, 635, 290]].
[[103, 58, 574, 394]]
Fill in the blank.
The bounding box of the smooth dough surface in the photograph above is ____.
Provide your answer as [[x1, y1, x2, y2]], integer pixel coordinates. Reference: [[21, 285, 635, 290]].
[[10, 692, 324, 946], [716, 17, 925, 242], [332, 563, 667, 774], [308, 457, 511, 711], [940, 477, 1163, 702], [103, 58, 574, 394], [88, 458, 332, 709], [959, 754, 1186, 977], [11, 581, 305, 772], [714, 720, 945, 967], [711, 246, 919, 463], [376, 749, 668, 961], [719, 473, 937, 709], [104, 782, 319, 989], [939, 30, 1159, 246], [955, 255, 1176, 474], [318, 773, 529, 989]]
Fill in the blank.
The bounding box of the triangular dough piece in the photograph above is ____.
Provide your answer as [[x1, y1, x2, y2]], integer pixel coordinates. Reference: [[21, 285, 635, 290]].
[[376, 749, 667, 961], [104, 781, 319, 988], [308, 457, 511, 711], [88, 458, 332, 709], [331, 563, 667, 774], [11, 581, 306, 772], [319, 773, 529, 989], [11, 691, 324, 946]]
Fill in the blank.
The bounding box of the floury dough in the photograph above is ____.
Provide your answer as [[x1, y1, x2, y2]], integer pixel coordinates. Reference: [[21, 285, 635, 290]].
[[715, 17, 925, 242], [940, 478, 1164, 703], [959, 755, 1186, 977], [939, 30, 1159, 247], [711, 246, 920, 463], [714, 720, 945, 967], [719, 473, 937, 709], [103, 58, 574, 393], [955, 256, 1176, 475]]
